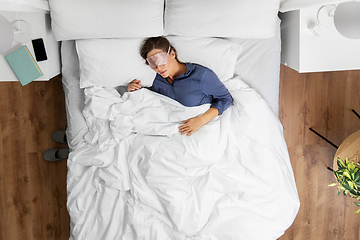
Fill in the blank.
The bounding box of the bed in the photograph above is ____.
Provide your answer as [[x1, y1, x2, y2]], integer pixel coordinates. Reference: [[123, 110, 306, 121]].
[[48, 0, 300, 239]]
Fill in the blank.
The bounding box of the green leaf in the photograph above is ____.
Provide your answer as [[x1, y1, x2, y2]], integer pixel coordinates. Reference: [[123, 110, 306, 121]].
[[350, 190, 360, 196], [349, 161, 356, 168], [354, 202, 360, 207], [350, 189, 360, 196], [336, 169, 344, 173], [355, 208, 360, 214], [343, 184, 352, 192], [338, 158, 346, 168], [355, 173, 360, 182], [328, 183, 337, 187], [343, 171, 352, 180]]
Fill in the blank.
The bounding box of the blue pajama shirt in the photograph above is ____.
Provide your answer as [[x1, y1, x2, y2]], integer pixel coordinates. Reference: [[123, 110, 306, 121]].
[[151, 63, 233, 115]]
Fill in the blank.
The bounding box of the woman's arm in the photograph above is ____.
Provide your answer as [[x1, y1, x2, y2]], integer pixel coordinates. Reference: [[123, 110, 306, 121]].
[[178, 107, 219, 136], [202, 70, 233, 116], [179, 67, 233, 136]]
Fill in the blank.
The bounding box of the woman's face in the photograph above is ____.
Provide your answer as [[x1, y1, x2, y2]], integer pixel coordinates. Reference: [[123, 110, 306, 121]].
[[146, 48, 175, 78]]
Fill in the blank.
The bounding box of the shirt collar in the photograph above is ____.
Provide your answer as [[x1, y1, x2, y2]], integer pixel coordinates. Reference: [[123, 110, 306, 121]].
[[156, 63, 194, 83], [179, 63, 194, 78], [170, 63, 194, 81]]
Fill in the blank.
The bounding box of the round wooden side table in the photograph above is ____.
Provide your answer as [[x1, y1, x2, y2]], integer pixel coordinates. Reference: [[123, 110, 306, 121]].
[[333, 130, 360, 171]]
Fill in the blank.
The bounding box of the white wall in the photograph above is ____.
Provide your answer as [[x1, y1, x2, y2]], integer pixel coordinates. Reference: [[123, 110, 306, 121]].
[[0, 0, 49, 12], [280, 0, 351, 12]]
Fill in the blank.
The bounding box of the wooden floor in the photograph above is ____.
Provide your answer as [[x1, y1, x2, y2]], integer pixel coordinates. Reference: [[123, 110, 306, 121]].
[[0, 75, 69, 240], [279, 66, 360, 240], [0, 66, 360, 239]]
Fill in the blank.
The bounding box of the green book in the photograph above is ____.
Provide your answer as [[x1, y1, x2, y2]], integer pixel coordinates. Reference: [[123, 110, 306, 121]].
[[5, 46, 43, 86]]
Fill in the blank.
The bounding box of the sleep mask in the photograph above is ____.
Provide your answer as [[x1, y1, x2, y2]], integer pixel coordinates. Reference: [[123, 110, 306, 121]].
[[146, 47, 171, 69]]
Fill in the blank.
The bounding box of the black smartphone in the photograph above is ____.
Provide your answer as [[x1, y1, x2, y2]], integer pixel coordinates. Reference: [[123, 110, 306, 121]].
[[31, 38, 48, 62]]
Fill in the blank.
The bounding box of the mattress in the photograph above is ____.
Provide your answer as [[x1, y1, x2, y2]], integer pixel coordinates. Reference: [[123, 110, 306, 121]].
[[60, 19, 299, 240]]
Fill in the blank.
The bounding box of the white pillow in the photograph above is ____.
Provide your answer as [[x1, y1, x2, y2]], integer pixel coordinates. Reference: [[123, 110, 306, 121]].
[[165, 0, 280, 39], [49, 0, 164, 41], [167, 36, 243, 82], [76, 37, 243, 88], [76, 38, 156, 88]]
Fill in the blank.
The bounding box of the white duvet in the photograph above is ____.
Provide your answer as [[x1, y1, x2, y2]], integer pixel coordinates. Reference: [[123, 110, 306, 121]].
[[67, 77, 299, 240]]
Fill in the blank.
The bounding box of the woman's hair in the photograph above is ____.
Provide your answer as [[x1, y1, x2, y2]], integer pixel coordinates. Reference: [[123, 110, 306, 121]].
[[140, 36, 181, 64]]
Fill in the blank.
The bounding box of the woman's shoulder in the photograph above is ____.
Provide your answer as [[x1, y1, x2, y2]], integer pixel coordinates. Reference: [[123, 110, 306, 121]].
[[187, 63, 215, 76], [180, 63, 218, 82], [189, 63, 218, 80], [188, 63, 208, 71]]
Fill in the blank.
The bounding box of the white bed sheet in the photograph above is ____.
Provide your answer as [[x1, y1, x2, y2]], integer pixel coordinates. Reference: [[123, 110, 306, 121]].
[[230, 18, 282, 117], [66, 79, 299, 240]]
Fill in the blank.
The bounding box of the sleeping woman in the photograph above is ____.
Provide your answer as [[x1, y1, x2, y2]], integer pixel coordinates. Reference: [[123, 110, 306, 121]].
[[128, 36, 233, 136]]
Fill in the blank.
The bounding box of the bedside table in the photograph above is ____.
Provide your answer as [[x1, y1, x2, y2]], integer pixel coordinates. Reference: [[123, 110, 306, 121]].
[[279, 5, 360, 73], [0, 12, 61, 82]]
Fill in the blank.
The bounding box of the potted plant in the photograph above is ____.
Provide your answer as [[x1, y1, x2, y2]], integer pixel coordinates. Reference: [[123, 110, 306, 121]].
[[329, 157, 360, 214]]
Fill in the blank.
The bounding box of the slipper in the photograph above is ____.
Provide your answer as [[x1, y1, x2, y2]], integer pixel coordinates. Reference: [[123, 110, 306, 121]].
[[43, 148, 69, 161], [51, 130, 67, 144]]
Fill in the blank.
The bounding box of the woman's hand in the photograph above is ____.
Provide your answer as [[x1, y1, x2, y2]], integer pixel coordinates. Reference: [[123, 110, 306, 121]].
[[179, 116, 205, 136], [128, 79, 142, 92], [178, 107, 219, 136]]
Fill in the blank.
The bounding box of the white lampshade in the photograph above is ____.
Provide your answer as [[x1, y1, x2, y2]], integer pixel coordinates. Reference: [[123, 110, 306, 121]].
[[334, 1, 360, 39], [0, 14, 14, 55]]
